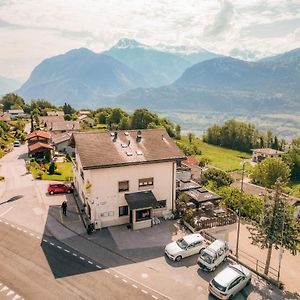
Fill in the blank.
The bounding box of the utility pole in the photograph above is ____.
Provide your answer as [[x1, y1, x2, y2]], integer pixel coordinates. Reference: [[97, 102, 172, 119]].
[[235, 161, 246, 260]]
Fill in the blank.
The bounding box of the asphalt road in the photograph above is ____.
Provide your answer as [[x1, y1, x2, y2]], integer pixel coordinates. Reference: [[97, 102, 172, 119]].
[[0, 222, 153, 300]]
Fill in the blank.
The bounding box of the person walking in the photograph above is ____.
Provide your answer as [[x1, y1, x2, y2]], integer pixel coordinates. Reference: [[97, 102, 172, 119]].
[[61, 200, 67, 216]]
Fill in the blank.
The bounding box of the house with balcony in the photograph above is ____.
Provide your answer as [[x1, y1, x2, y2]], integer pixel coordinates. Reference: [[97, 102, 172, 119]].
[[71, 129, 185, 230], [25, 130, 53, 159], [251, 148, 284, 162]]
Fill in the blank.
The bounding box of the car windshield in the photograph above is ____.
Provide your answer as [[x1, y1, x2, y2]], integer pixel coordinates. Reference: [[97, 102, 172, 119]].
[[211, 279, 226, 292], [200, 250, 214, 264], [176, 238, 188, 249]]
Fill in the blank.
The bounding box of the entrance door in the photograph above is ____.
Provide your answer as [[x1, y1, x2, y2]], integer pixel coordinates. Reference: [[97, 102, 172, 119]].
[[129, 209, 133, 223]]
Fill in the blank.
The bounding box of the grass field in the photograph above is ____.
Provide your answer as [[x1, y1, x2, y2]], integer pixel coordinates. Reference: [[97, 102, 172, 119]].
[[285, 181, 300, 198], [180, 136, 251, 172], [31, 162, 73, 181]]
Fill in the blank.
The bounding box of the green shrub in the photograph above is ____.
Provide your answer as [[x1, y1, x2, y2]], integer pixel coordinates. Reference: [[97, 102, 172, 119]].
[[201, 168, 233, 188]]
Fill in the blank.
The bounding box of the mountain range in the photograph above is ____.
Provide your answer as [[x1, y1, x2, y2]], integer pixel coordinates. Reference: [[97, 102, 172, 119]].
[[0, 75, 21, 96], [15, 39, 300, 115]]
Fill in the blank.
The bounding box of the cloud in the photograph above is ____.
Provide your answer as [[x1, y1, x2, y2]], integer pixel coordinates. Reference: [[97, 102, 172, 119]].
[[204, 0, 234, 37]]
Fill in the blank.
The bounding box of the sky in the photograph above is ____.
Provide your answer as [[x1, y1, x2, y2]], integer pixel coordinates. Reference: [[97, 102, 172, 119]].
[[0, 0, 300, 81]]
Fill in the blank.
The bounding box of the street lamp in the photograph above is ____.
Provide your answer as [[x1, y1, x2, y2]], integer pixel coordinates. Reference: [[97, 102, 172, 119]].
[[235, 160, 246, 260]]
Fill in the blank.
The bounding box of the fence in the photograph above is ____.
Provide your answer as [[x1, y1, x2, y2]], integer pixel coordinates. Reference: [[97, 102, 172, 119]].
[[195, 213, 237, 230]]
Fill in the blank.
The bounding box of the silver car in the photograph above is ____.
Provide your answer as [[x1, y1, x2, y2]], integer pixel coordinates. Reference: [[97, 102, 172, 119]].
[[209, 263, 251, 299], [165, 233, 207, 262]]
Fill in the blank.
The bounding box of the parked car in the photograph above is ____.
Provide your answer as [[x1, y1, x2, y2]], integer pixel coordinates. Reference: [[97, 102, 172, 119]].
[[209, 263, 251, 299], [48, 183, 73, 195], [165, 233, 207, 262], [197, 239, 230, 272], [13, 140, 21, 147]]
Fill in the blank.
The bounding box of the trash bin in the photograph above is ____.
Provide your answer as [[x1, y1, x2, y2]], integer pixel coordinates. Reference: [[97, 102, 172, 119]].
[[87, 223, 94, 235]]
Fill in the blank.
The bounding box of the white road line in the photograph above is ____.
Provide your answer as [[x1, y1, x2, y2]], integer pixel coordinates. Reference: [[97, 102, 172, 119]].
[[12, 295, 21, 300], [114, 275, 119, 278], [43, 239, 48, 243], [10, 224, 15, 228], [23, 230, 27, 233], [96, 265, 102, 269], [36, 236, 41, 240], [50, 242, 55, 246], [122, 279, 128, 283], [17, 227, 21, 231], [141, 290, 148, 294], [30, 233, 34, 236], [57, 246, 62, 250], [0, 219, 2, 222], [132, 284, 138, 289], [4, 222, 8, 225], [152, 295, 158, 299], [105, 270, 110, 274], [72, 253, 77, 257], [64, 249, 70, 253], [79, 257, 85, 260], [0, 206, 13, 217], [0, 286, 8, 292], [88, 261, 93, 265]]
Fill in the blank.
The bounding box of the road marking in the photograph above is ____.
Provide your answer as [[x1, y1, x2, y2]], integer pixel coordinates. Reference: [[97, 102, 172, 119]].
[[96, 265, 101, 269], [152, 295, 158, 299], [72, 253, 77, 257], [4, 222, 8, 225], [114, 275, 119, 278], [64, 249, 70, 253], [132, 284, 138, 289], [0, 206, 13, 217], [57, 246, 62, 250], [0, 219, 2, 222], [10, 224, 15, 228], [50, 242, 55, 246], [105, 270, 110, 274], [12, 295, 21, 300], [0, 286, 8, 292], [23, 230, 27, 233], [122, 279, 128, 283], [141, 290, 148, 294], [36, 236, 41, 240], [30, 233, 34, 236], [17, 227, 22, 231], [88, 261, 93, 265], [43, 239, 48, 243], [79, 257, 85, 261]]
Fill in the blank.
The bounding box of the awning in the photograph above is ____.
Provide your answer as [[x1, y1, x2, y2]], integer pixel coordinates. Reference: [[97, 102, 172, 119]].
[[125, 191, 159, 210]]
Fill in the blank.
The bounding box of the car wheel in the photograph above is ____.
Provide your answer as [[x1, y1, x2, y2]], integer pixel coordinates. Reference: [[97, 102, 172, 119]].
[[175, 256, 182, 262], [49, 191, 54, 195]]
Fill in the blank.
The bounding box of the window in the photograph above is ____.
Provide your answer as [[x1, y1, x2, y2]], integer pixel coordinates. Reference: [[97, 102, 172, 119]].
[[136, 209, 151, 221], [158, 200, 166, 208], [138, 177, 154, 188], [119, 205, 129, 217], [118, 181, 129, 192]]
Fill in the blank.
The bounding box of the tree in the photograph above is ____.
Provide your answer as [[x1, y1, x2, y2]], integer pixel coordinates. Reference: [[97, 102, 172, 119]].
[[187, 132, 194, 143], [30, 114, 34, 133], [131, 108, 158, 129], [1, 93, 25, 111], [201, 168, 233, 188], [119, 116, 130, 130], [110, 108, 123, 124], [63, 103, 75, 115], [48, 162, 56, 174], [250, 158, 291, 188], [175, 124, 181, 140], [248, 180, 300, 275], [284, 138, 300, 181]]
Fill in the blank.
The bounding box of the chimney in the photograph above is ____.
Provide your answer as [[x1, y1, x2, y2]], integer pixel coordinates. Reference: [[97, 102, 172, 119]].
[[136, 130, 142, 142], [113, 131, 118, 142]]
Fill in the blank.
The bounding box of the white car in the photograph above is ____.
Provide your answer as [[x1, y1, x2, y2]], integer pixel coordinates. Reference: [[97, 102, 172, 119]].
[[165, 233, 207, 262], [209, 263, 251, 299], [13, 140, 21, 147]]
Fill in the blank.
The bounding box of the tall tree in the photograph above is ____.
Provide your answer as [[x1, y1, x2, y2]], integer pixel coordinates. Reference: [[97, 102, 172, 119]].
[[284, 138, 300, 181], [248, 180, 300, 275], [1, 93, 25, 111], [250, 157, 291, 188]]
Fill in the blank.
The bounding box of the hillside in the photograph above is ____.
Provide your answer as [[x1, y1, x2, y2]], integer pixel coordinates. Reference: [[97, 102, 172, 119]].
[[0, 75, 21, 95], [17, 48, 146, 106]]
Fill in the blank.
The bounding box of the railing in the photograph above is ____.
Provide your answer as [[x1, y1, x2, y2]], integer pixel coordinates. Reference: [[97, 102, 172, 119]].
[[194, 213, 237, 230]]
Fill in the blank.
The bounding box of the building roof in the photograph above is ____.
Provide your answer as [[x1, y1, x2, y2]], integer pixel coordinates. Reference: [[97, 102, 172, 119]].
[[28, 142, 53, 153], [78, 115, 94, 122], [8, 109, 24, 114], [231, 181, 300, 204], [125, 191, 159, 210], [78, 110, 91, 115], [177, 180, 201, 191], [251, 148, 284, 155], [39, 115, 65, 126], [184, 156, 199, 166], [0, 112, 11, 122], [46, 111, 64, 116], [72, 129, 186, 169], [185, 189, 222, 203], [51, 121, 80, 132], [51, 132, 72, 145], [25, 130, 51, 140]]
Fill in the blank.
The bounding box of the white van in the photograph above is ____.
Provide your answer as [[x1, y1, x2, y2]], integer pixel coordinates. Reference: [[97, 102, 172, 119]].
[[197, 239, 230, 271]]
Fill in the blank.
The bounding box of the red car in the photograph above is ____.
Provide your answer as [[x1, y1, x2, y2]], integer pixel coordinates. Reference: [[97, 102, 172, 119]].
[[48, 183, 73, 195]]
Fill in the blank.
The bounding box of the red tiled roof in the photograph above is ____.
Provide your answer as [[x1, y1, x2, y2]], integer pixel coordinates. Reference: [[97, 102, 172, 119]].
[[184, 156, 199, 166], [25, 130, 51, 140], [28, 142, 53, 153], [73, 128, 186, 169]]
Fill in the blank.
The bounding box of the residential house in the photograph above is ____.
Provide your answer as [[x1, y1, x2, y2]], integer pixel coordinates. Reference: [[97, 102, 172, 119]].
[[46, 111, 65, 117], [51, 121, 80, 133], [51, 132, 74, 154], [78, 110, 91, 116], [71, 129, 186, 230], [39, 115, 65, 128], [78, 115, 95, 127], [8, 109, 25, 119], [25, 130, 53, 159], [0, 112, 11, 122], [251, 148, 284, 162]]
